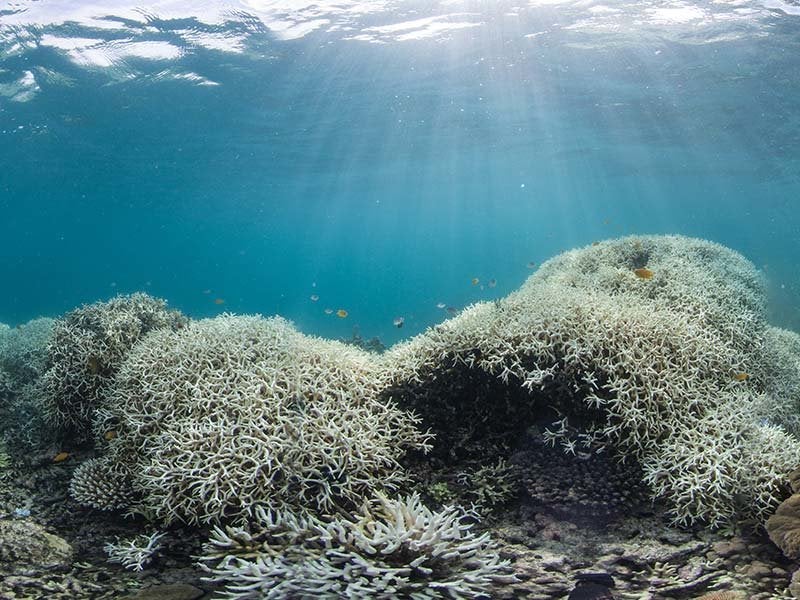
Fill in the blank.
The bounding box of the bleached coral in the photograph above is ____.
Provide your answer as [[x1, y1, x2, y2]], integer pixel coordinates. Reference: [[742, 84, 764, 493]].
[[199, 493, 516, 599], [69, 457, 137, 511], [378, 235, 800, 526], [76, 315, 431, 524], [104, 531, 165, 571], [38, 293, 186, 438], [66, 236, 800, 528], [0, 317, 55, 391]]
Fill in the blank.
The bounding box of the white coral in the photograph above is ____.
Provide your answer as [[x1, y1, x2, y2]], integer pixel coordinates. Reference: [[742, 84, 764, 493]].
[[79, 315, 432, 525], [199, 493, 516, 599], [378, 235, 800, 526], [104, 531, 165, 571]]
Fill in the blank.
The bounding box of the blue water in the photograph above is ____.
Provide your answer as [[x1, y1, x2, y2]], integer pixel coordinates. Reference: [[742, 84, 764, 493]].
[[1, 1, 799, 345]]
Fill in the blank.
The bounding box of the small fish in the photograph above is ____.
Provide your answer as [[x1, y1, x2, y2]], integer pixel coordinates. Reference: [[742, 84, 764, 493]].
[[526, 262, 536, 269], [104, 430, 117, 441], [393, 316, 404, 328], [446, 306, 458, 316], [214, 298, 225, 305], [310, 294, 319, 302], [436, 302, 446, 309], [336, 309, 348, 318], [87, 356, 101, 375], [733, 372, 750, 381], [633, 267, 654, 280], [324, 308, 334, 315], [202, 289, 212, 294], [53, 452, 69, 463], [592, 241, 600, 246], [471, 277, 480, 285], [488, 278, 497, 288]]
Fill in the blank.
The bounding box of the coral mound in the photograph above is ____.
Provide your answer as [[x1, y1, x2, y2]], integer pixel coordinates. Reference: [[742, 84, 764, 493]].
[[199, 493, 516, 599], [39, 293, 186, 438], [380, 235, 800, 526], [78, 314, 431, 524], [67, 236, 800, 529]]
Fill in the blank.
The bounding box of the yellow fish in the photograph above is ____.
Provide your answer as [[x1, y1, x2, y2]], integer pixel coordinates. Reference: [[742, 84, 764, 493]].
[[633, 267, 654, 280], [733, 373, 749, 382], [53, 452, 70, 463], [471, 277, 479, 285], [214, 298, 225, 305], [104, 430, 117, 441], [336, 309, 348, 318]]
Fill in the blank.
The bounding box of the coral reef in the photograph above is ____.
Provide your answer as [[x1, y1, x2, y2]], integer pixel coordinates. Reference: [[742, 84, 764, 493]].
[[75, 314, 431, 524], [379, 235, 800, 526], [104, 531, 166, 571], [69, 457, 137, 511], [0, 317, 54, 392], [199, 492, 516, 599], [512, 432, 648, 521], [38, 293, 186, 439]]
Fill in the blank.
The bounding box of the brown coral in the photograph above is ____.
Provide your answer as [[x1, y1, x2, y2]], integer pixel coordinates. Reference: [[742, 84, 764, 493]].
[[766, 492, 800, 559], [693, 591, 746, 600]]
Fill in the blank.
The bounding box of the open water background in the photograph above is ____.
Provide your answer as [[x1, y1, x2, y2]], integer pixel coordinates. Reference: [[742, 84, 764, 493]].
[[1, 0, 799, 344]]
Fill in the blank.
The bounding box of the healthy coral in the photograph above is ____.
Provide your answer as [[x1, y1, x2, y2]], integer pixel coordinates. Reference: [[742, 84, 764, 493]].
[[199, 493, 516, 599]]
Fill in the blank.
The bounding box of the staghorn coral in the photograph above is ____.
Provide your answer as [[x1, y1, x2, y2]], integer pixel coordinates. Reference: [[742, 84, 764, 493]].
[[38, 293, 186, 439], [104, 531, 165, 571], [378, 235, 800, 527], [0, 318, 56, 458], [0, 317, 55, 392], [199, 492, 516, 599], [67, 236, 800, 529], [74, 315, 431, 524]]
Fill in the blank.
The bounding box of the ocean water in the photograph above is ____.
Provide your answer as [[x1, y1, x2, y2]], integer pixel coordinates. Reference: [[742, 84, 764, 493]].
[[1, 0, 799, 345]]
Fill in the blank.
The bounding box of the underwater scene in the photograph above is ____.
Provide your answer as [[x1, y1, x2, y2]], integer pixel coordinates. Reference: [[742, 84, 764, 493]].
[[2, 1, 800, 599]]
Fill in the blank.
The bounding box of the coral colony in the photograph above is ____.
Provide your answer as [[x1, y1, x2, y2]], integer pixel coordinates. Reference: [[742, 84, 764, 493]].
[[2, 235, 800, 598]]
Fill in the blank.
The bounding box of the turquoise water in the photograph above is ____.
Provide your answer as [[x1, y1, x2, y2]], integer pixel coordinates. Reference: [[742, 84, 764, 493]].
[[1, 1, 799, 344]]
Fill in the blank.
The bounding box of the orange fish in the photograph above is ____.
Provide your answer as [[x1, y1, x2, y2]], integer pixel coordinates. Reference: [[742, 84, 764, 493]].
[[53, 452, 69, 463], [104, 430, 117, 441], [214, 298, 225, 305], [471, 278, 479, 285], [336, 309, 348, 318], [733, 373, 749, 382], [633, 268, 654, 280]]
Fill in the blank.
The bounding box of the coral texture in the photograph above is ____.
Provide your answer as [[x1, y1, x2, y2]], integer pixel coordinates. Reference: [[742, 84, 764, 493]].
[[67, 236, 800, 528], [379, 235, 800, 526], [77, 315, 431, 524], [39, 293, 186, 438], [104, 531, 165, 571], [69, 457, 137, 511], [0, 317, 54, 392], [199, 493, 516, 599]]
